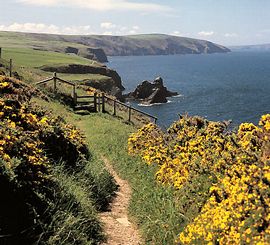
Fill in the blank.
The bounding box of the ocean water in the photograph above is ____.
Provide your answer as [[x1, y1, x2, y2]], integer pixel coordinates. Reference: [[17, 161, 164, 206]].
[[108, 51, 270, 128]]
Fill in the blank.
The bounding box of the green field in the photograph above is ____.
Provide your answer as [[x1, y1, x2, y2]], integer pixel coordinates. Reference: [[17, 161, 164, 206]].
[[0, 46, 110, 85], [2, 48, 92, 68]]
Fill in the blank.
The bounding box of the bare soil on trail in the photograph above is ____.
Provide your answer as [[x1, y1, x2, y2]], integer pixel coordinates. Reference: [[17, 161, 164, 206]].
[[99, 156, 142, 245]]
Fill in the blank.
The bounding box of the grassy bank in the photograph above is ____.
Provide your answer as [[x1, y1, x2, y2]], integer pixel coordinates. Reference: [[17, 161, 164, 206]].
[[0, 77, 118, 244], [1, 47, 183, 244], [35, 96, 184, 244]]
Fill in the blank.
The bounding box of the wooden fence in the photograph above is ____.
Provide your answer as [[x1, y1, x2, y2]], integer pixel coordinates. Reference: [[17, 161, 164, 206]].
[[36, 73, 157, 124], [0, 49, 13, 77], [104, 95, 157, 124]]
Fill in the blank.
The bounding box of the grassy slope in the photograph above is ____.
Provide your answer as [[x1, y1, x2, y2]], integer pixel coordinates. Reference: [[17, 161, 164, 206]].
[[0, 32, 190, 243], [34, 97, 184, 244], [0, 31, 88, 51], [2, 48, 92, 67], [0, 47, 111, 84], [0, 31, 230, 58]]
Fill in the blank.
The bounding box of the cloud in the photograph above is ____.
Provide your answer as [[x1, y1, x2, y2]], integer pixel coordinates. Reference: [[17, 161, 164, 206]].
[[198, 31, 214, 37], [100, 22, 117, 29], [224, 33, 238, 38], [0, 22, 142, 36], [102, 31, 113, 35], [18, 0, 172, 12], [132, 25, 139, 30], [0, 22, 93, 35], [100, 22, 140, 35], [128, 25, 140, 35], [171, 31, 190, 37]]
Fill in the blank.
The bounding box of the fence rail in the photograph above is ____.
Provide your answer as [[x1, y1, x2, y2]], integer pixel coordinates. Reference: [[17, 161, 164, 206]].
[[104, 95, 157, 123], [35, 73, 157, 124]]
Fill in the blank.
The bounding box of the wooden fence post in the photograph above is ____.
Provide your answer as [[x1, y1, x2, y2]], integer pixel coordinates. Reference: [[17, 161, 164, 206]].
[[53, 72, 57, 93], [98, 94, 101, 112], [73, 92, 77, 105], [94, 93, 97, 112], [113, 100, 116, 115], [128, 106, 132, 122], [101, 93, 105, 112], [9, 59, 12, 77], [72, 85, 76, 98]]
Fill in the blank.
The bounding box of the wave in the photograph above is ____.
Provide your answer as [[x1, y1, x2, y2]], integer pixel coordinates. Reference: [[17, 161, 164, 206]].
[[172, 94, 183, 98], [138, 100, 172, 107]]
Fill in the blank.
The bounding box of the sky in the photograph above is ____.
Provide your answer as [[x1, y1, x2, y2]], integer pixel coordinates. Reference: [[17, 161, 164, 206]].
[[0, 0, 269, 46]]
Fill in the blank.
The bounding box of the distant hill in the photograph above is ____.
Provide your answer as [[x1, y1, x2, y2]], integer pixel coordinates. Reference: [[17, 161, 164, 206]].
[[230, 43, 270, 52], [0, 31, 230, 60], [62, 33, 230, 56]]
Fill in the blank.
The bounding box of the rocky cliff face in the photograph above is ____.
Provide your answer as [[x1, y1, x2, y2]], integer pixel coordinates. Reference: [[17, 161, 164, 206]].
[[40, 64, 125, 100], [63, 34, 230, 56], [65, 47, 108, 63]]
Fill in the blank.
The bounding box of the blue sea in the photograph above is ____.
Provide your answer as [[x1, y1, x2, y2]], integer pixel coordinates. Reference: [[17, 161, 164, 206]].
[[109, 51, 270, 128]]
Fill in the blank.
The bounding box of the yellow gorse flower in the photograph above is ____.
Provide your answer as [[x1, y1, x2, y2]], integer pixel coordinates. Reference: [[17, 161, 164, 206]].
[[128, 114, 270, 244]]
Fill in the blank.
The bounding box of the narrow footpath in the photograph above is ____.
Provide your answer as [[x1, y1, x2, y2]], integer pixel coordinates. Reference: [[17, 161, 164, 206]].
[[99, 156, 142, 245]]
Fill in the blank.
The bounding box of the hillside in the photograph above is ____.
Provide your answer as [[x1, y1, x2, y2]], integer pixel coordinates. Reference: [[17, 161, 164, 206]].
[[0, 31, 230, 58], [0, 47, 125, 99], [1, 47, 270, 244]]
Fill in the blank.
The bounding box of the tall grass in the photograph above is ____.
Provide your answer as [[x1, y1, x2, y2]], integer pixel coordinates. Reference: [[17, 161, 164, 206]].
[[77, 114, 185, 244]]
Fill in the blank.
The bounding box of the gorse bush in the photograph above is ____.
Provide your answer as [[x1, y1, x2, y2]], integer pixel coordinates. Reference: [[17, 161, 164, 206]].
[[128, 114, 270, 244], [0, 76, 116, 244], [0, 76, 89, 188]]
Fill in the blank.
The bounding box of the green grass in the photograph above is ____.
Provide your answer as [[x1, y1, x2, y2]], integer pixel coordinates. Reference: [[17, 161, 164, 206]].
[[2, 48, 91, 68], [77, 114, 185, 244], [0, 31, 88, 50], [31, 75, 215, 244], [0, 47, 112, 88], [1, 44, 191, 243], [55, 73, 109, 82], [33, 97, 184, 244]]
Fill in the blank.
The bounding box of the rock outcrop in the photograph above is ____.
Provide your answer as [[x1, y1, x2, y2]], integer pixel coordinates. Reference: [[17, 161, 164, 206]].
[[40, 64, 125, 100], [127, 77, 178, 104], [65, 47, 108, 63], [82, 48, 108, 63]]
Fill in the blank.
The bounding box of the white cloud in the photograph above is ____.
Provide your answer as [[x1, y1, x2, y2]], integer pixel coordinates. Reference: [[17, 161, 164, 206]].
[[198, 31, 214, 37], [0, 22, 143, 36], [129, 30, 136, 34], [18, 0, 172, 12], [224, 33, 238, 38], [100, 22, 117, 29], [0, 22, 93, 35], [128, 25, 140, 35], [172, 31, 181, 36], [132, 25, 139, 30], [100, 22, 140, 35], [171, 31, 190, 37], [102, 31, 113, 35]]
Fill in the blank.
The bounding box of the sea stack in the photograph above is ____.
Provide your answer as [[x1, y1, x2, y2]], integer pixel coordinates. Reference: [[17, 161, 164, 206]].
[[127, 77, 178, 104]]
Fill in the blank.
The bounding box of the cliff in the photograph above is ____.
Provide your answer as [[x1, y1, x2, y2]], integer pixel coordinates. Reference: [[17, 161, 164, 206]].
[[0, 32, 230, 58], [65, 47, 108, 63], [40, 64, 125, 100], [63, 34, 230, 56]]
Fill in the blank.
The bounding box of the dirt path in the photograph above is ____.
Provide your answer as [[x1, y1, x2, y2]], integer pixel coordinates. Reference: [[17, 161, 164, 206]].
[[99, 156, 142, 245]]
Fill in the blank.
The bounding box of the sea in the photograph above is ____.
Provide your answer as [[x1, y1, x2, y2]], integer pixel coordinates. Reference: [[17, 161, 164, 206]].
[[108, 51, 270, 128]]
